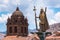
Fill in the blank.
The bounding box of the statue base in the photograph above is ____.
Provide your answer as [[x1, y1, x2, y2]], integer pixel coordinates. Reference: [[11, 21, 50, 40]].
[[36, 32, 46, 40], [36, 32, 52, 40]]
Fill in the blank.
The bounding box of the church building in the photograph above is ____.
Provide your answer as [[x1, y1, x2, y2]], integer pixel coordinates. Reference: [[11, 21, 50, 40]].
[[6, 7, 28, 36]]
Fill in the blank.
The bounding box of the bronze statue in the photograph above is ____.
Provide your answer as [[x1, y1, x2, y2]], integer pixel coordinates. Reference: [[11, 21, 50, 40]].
[[33, 6, 49, 32], [39, 8, 49, 32]]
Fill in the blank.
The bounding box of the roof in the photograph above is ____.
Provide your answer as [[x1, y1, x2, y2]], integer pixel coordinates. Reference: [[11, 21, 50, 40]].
[[2, 33, 60, 40], [46, 36, 60, 40], [2, 34, 39, 40], [2, 36, 28, 40]]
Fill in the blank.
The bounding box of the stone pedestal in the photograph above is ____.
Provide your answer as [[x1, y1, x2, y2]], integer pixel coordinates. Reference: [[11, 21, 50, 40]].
[[36, 32, 52, 40], [36, 32, 46, 40]]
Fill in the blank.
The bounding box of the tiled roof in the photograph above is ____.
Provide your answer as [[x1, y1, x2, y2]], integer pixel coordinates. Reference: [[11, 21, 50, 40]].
[[2, 36, 28, 40], [3, 33, 60, 40], [2, 34, 39, 40]]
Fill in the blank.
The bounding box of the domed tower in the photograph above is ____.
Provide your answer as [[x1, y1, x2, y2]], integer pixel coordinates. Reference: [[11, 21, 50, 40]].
[[6, 7, 28, 36]]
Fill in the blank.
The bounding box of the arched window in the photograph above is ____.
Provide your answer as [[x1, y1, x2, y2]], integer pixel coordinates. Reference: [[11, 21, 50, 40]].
[[24, 27, 26, 33], [15, 20, 17, 22], [21, 27, 23, 33], [14, 27, 17, 33], [9, 27, 12, 33], [9, 23, 11, 25]]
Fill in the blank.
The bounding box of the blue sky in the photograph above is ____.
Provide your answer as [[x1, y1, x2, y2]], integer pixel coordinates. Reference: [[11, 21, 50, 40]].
[[0, 0, 60, 32]]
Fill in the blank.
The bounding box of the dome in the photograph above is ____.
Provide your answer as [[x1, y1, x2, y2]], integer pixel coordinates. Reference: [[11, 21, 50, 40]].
[[12, 7, 23, 16]]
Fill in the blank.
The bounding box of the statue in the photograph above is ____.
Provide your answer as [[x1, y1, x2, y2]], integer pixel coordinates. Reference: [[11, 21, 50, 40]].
[[39, 8, 49, 32], [33, 6, 49, 32]]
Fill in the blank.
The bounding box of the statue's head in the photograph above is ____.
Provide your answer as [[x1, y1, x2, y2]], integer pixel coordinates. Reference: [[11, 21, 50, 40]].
[[40, 8, 44, 13]]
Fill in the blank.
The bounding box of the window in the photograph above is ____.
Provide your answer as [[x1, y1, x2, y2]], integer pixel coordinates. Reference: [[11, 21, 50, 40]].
[[16, 15, 19, 17], [9, 23, 11, 25], [21, 27, 23, 33], [15, 20, 17, 22], [14, 27, 17, 33], [24, 27, 26, 33], [9, 27, 12, 33]]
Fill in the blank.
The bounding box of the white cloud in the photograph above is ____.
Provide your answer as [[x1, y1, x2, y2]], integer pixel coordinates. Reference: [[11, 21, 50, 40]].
[[0, 13, 12, 23], [48, 12, 60, 25], [43, 0, 60, 8], [54, 12, 60, 23], [46, 8, 54, 19], [0, 4, 7, 8], [49, 19, 57, 25], [3, 0, 9, 4], [55, 5, 60, 8], [11, 0, 21, 5], [36, 0, 46, 7], [28, 0, 32, 2], [0, 4, 8, 11]]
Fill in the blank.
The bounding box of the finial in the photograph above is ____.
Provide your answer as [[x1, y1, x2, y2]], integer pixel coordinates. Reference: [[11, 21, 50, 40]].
[[16, 3, 19, 11], [33, 6, 36, 11], [16, 7, 19, 11]]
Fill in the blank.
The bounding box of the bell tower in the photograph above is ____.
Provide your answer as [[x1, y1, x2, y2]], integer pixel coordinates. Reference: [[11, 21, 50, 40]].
[[6, 7, 28, 36]]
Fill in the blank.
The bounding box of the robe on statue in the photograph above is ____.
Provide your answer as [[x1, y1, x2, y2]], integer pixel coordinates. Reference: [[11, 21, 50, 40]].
[[39, 9, 49, 32]]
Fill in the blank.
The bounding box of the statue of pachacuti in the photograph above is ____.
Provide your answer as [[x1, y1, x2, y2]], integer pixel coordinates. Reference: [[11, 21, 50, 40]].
[[33, 6, 49, 32], [39, 8, 49, 32]]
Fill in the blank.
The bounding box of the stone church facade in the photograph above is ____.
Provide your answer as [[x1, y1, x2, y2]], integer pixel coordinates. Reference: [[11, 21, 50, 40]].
[[6, 7, 28, 36]]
